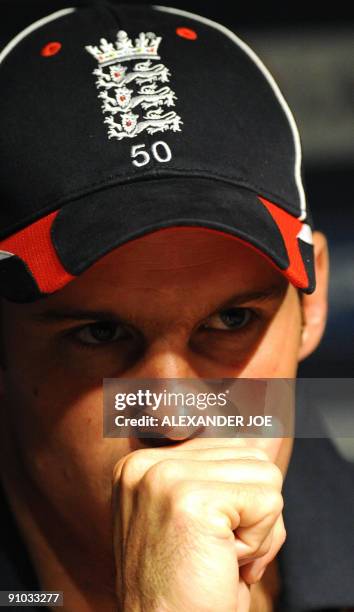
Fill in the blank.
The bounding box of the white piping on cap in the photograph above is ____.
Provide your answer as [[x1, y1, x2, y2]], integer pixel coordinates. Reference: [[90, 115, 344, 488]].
[[297, 223, 313, 244], [0, 250, 14, 259], [0, 7, 76, 65], [153, 4, 308, 223]]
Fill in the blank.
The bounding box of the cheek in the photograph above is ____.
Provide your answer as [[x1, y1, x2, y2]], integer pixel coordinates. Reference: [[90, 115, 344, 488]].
[[2, 371, 115, 479], [243, 297, 301, 377], [0, 370, 130, 540]]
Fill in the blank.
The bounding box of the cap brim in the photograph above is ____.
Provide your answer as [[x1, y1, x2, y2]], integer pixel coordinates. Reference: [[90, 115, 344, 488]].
[[0, 176, 315, 302]]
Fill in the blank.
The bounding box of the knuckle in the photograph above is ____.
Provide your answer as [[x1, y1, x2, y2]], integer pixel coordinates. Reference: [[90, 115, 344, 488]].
[[237, 448, 269, 462], [259, 485, 284, 517], [151, 458, 183, 485], [269, 489, 284, 517], [270, 524, 287, 558], [246, 448, 269, 461], [140, 459, 182, 496], [116, 449, 152, 487], [263, 462, 283, 488], [238, 458, 283, 489], [170, 481, 203, 518], [240, 536, 270, 560]]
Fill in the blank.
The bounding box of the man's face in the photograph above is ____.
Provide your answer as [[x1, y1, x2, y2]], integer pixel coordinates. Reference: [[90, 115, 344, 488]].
[[0, 228, 316, 564]]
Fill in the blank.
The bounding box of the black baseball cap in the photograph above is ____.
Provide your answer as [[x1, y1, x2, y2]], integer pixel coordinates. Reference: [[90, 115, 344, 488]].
[[0, 2, 315, 303]]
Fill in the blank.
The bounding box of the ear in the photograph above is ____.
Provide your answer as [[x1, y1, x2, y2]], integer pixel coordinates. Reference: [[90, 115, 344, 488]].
[[298, 231, 329, 361]]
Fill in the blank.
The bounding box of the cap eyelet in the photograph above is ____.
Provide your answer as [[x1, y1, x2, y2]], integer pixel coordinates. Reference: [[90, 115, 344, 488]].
[[176, 27, 198, 40], [40, 42, 62, 57]]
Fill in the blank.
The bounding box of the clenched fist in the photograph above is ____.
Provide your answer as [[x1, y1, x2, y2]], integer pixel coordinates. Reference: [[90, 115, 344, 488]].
[[112, 439, 286, 611]]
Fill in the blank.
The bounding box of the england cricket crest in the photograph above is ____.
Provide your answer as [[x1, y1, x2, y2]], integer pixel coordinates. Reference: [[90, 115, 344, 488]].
[[85, 30, 183, 140]]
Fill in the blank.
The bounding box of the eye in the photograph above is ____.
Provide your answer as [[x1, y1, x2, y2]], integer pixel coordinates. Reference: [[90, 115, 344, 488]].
[[74, 321, 131, 345], [200, 307, 254, 331]]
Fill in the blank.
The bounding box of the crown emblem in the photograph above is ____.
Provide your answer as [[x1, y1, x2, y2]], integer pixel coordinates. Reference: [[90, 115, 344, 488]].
[[85, 28, 183, 141], [85, 30, 161, 67]]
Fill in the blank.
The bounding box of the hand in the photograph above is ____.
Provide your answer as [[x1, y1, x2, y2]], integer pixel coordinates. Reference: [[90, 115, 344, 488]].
[[112, 438, 286, 611]]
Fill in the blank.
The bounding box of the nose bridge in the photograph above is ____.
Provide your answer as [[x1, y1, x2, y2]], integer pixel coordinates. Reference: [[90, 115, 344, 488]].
[[127, 334, 199, 380]]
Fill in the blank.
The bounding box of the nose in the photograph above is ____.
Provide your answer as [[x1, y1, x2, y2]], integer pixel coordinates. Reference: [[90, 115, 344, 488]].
[[126, 336, 200, 379], [122, 339, 207, 444]]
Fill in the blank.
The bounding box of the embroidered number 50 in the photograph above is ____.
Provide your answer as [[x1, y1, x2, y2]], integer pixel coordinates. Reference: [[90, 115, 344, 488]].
[[131, 141, 172, 167]]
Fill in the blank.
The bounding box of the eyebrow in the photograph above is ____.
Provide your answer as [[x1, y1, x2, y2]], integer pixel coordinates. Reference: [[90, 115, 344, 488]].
[[31, 283, 287, 324], [218, 283, 287, 309], [32, 308, 125, 324]]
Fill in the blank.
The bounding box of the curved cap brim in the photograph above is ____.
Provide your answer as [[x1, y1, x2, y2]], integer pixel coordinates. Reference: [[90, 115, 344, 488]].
[[0, 176, 315, 302]]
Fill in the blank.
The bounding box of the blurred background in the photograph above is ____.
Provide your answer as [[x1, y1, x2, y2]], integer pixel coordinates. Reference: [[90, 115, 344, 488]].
[[1, 1, 353, 457]]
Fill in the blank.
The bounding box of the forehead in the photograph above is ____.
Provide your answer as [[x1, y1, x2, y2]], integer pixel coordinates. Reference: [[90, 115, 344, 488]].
[[2, 227, 292, 322], [86, 227, 282, 273], [55, 227, 288, 295]]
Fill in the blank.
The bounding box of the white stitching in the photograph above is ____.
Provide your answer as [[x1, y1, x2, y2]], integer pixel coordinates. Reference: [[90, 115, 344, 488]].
[[153, 4, 307, 222]]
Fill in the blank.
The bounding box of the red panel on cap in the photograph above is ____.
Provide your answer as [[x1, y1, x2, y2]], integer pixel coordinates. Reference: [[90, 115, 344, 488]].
[[0, 211, 75, 293], [0, 198, 309, 299], [258, 196, 308, 289]]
